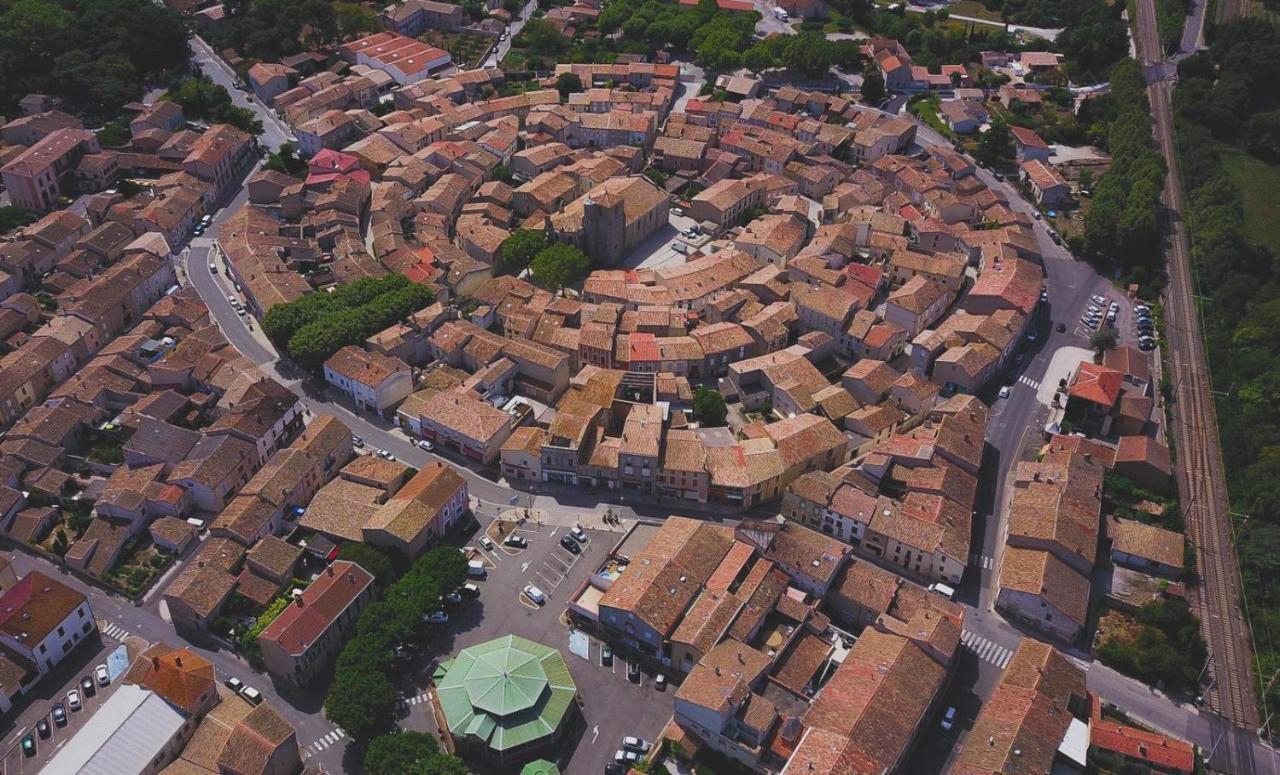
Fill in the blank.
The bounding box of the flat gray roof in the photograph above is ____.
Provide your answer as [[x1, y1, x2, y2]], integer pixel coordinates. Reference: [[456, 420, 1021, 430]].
[[43, 683, 186, 775]]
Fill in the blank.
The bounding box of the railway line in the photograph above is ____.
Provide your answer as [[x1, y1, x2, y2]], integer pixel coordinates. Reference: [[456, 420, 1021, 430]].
[[1133, 0, 1262, 769]]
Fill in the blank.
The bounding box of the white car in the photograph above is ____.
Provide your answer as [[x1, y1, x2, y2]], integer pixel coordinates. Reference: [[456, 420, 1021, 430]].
[[67, 689, 81, 711], [95, 664, 110, 686], [623, 737, 652, 754], [569, 526, 588, 543], [523, 584, 546, 605], [376, 449, 395, 461], [671, 207, 684, 216], [940, 705, 957, 731], [417, 439, 434, 451], [998, 386, 1011, 399], [209, 262, 218, 273], [1091, 294, 1106, 305]]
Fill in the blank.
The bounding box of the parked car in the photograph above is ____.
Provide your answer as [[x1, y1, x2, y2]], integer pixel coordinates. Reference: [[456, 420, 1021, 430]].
[[416, 439, 434, 451], [239, 686, 263, 705], [479, 536, 494, 551], [21, 734, 35, 758], [523, 584, 546, 605], [570, 526, 588, 543], [96, 663, 110, 686], [615, 749, 640, 765], [505, 535, 528, 549], [67, 689, 81, 711], [1027, 329, 1038, 342], [445, 590, 463, 605], [352, 436, 364, 448], [654, 674, 666, 691], [81, 676, 95, 697], [627, 661, 641, 683], [623, 737, 652, 754], [998, 386, 1010, 399], [1091, 294, 1107, 305], [606, 763, 627, 775], [225, 676, 244, 692], [467, 560, 488, 578], [940, 706, 957, 731], [671, 206, 684, 216], [424, 611, 449, 624], [51, 703, 66, 727], [1056, 323, 1066, 333], [560, 535, 582, 554], [209, 262, 218, 273], [601, 644, 613, 666], [376, 449, 396, 461], [462, 582, 481, 597], [36, 719, 50, 739]]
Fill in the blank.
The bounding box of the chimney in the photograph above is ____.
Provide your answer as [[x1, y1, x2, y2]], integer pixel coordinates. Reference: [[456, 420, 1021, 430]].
[[295, 595, 305, 607], [152, 657, 161, 670], [714, 667, 721, 676], [327, 564, 335, 576], [175, 655, 182, 668]]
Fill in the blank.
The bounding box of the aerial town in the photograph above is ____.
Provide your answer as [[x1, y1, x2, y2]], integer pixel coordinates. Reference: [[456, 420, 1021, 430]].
[[0, 0, 1273, 772]]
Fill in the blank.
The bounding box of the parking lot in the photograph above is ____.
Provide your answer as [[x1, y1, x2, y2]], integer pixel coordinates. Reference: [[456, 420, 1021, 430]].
[[0, 634, 132, 774], [625, 211, 712, 271], [1074, 291, 1155, 351], [400, 517, 673, 775]]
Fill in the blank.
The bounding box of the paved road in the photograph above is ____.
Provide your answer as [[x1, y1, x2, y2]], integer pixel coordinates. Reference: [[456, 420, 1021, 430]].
[[489, 0, 537, 66], [189, 35, 293, 152]]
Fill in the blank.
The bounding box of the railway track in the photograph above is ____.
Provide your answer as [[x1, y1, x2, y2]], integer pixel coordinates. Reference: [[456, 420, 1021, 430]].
[[1132, 0, 1261, 769]]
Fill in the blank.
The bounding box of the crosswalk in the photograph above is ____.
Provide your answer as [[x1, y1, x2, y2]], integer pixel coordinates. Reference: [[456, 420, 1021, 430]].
[[968, 552, 994, 570], [100, 621, 129, 642], [402, 691, 431, 707], [960, 629, 1014, 669], [1017, 375, 1040, 389], [302, 727, 347, 758]]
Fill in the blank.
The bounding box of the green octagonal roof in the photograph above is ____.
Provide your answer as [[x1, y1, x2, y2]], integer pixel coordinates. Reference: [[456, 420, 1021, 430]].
[[464, 642, 549, 716], [436, 635, 577, 753]]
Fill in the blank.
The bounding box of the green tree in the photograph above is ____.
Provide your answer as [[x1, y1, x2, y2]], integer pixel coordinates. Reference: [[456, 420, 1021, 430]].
[[265, 141, 307, 177], [324, 666, 398, 740], [0, 206, 37, 235], [976, 117, 1014, 167], [1089, 326, 1119, 355], [498, 229, 548, 272], [555, 72, 583, 99], [521, 19, 568, 55], [492, 164, 515, 184], [692, 386, 728, 426], [336, 542, 399, 588], [96, 121, 131, 147], [530, 242, 591, 291], [860, 71, 886, 105], [364, 731, 466, 775]]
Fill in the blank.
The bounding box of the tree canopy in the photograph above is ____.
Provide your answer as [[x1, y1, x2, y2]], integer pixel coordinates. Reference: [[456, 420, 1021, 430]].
[[324, 546, 468, 740], [262, 274, 435, 372], [166, 77, 265, 136], [0, 0, 189, 120], [364, 732, 467, 775], [498, 229, 549, 273], [692, 387, 728, 426], [530, 242, 591, 291]]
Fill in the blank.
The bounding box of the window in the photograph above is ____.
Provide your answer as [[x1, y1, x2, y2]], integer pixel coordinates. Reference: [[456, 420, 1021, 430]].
[[57, 626, 64, 637], [39, 644, 46, 655]]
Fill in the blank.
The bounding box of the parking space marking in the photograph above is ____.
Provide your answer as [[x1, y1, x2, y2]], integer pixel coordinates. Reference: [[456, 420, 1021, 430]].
[[535, 570, 559, 589]]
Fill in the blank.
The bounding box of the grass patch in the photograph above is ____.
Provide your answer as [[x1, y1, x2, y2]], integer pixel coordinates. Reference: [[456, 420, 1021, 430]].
[[1219, 144, 1280, 257], [947, 0, 1006, 22], [420, 29, 495, 70], [907, 95, 956, 140]]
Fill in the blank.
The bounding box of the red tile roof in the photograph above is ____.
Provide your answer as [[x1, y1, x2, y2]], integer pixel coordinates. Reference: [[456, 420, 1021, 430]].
[[258, 560, 373, 656], [1090, 719, 1194, 772], [1068, 362, 1123, 407]]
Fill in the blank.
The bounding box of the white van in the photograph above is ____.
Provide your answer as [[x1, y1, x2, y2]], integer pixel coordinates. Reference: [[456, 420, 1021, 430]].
[[479, 536, 494, 551], [467, 560, 487, 578], [928, 582, 956, 600]]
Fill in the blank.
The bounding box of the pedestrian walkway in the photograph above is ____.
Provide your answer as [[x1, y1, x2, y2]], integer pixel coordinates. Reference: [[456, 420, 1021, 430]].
[[301, 727, 347, 759], [1018, 374, 1040, 389], [100, 621, 129, 642], [968, 551, 994, 570], [402, 691, 431, 708], [960, 629, 1014, 669]]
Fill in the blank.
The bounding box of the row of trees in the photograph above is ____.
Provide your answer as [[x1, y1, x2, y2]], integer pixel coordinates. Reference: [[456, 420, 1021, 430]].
[[0, 0, 189, 120], [165, 76, 264, 136], [497, 230, 592, 291], [324, 545, 468, 741], [262, 274, 435, 371], [1081, 58, 1166, 287], [208, 0, 379, 62], [1173, 20, 1280, 720]]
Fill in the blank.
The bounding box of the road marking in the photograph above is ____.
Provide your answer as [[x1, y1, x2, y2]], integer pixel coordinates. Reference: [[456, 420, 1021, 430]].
[[521, 560, 531, 573], [99, 621, 129, 641], [592, 725, 600, 744], [301, 727, 347, 758], [1018, 375, 1040, 389], [960, 629, 1014, 669], [967, 553, 994, 570]]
